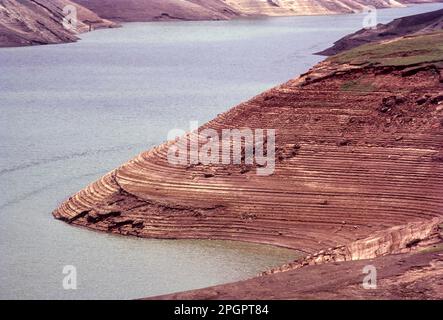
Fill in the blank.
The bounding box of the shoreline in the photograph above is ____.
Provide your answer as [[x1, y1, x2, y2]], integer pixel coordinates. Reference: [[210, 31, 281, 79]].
[[3, 2, 441, 299], [53, 28, 443, 299], [2, 2, 440, 49]]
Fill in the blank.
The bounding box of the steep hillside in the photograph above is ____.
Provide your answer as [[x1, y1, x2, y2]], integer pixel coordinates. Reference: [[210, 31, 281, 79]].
[[149, 32, 443, 299], [0, 0, 116, 47], [74, 0, 407, 21], [53, 31, 443, 255], [223, 0, 404, 16], [319, 7, 443, 55], [73, 0, 239, 22], [2, 0, 441, 47]]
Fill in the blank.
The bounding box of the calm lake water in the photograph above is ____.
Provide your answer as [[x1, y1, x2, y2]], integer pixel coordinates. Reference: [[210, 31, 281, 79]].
[[0, 3, 441, 299]]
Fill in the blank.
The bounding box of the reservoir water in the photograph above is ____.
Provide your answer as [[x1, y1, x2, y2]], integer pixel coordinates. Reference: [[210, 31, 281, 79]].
[[0, 3, 441, 299]]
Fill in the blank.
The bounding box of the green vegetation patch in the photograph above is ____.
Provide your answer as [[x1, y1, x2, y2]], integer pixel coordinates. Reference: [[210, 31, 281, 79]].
[[330, 31, 443, 67], [419, 243, 443, 254]]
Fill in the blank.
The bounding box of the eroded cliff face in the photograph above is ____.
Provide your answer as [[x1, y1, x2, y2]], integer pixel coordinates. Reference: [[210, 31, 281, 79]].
[[151, 246, 443, 299], [54, 32, 443, 258], [153, 217, 443, 300], [263, 218, 443, 274], [0, 0, 117, 47]]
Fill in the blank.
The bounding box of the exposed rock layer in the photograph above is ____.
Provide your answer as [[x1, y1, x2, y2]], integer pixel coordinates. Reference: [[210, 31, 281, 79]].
[[151, 247, 443, 299], [54, 32, 443, 261], [263, 218, 443, 274]]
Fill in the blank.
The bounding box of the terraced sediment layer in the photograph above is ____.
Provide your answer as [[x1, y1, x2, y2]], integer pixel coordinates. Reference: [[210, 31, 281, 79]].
[[148, 32, 443, 300], [54, 32, 443, 260]]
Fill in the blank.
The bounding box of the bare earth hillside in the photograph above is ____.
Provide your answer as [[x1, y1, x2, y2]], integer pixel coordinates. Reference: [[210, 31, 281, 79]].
[[319, 8, 443, 55], [74, 0, 407, 21], [1, 0, 441, 47], [53, 31, 443, 298], [0, 0, 116, 47]]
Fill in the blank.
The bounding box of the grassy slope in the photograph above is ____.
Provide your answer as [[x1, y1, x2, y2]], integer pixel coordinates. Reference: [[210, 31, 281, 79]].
[[330, 31, 443, 66]]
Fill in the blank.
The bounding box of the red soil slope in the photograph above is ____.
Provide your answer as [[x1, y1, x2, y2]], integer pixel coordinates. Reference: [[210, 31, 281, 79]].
[[151, 248, 443, 300], [52, 28, 443, 299], [53, 32, 443, 256]]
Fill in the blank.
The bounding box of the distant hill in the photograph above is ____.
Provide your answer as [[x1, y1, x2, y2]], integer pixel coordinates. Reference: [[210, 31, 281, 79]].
[[72, 0, 238, 22], [1, 0, 442, 47], [318, 8, 443, 56], [0, 0, 117, 47], [73, 0, 408, 22]]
